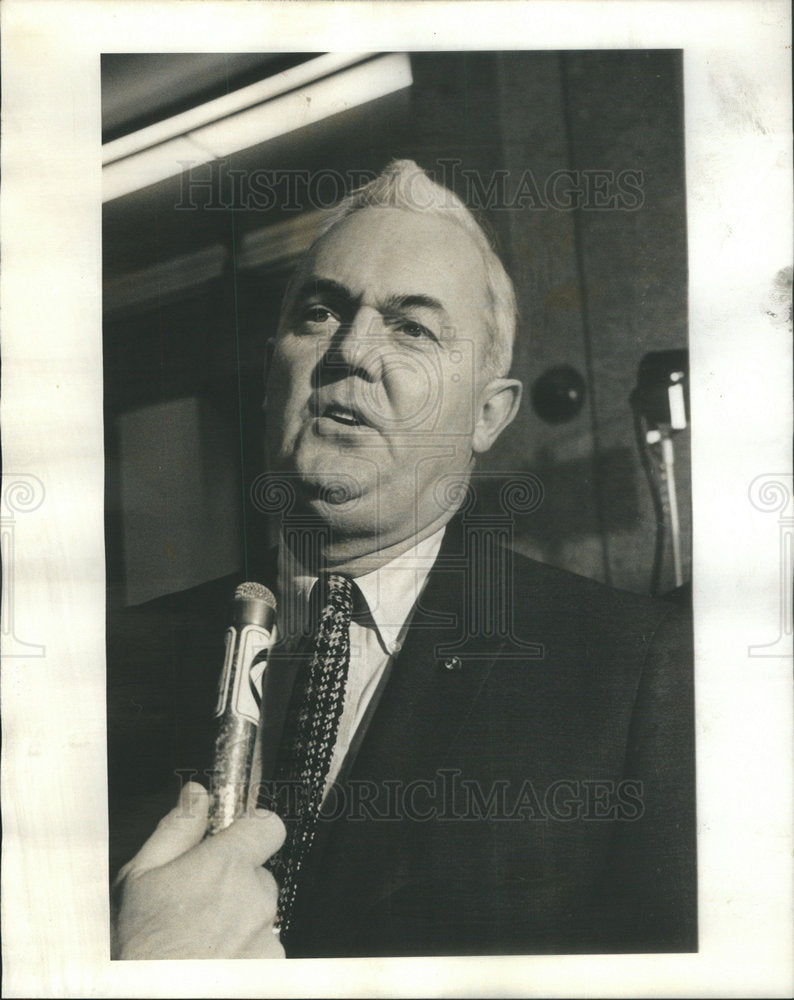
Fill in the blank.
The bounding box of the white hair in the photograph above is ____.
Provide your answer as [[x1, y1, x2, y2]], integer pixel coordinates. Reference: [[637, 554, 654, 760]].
[[308, 159, 518, 378]]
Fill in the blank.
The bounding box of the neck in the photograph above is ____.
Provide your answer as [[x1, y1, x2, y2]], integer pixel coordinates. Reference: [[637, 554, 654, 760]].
[[281, 507, 456, 578]]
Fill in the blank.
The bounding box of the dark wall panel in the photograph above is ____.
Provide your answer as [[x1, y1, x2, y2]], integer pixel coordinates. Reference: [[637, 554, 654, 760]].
[[563, 50, 689, 591]]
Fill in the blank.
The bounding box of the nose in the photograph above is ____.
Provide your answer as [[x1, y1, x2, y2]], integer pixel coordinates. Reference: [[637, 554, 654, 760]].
[[318, 305, 383, 384]]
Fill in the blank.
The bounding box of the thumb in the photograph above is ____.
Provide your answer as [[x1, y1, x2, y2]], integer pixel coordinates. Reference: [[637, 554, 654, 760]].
[[209, 807, 287, 868], [117, 782, 209, 882]]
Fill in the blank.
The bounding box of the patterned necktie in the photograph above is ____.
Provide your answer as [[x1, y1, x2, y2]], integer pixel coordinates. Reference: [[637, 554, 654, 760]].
[[271, 572, 354, 933]]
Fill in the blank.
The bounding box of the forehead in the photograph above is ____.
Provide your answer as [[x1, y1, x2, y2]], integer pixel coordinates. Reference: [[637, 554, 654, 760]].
[[301, 207, 490, 321]]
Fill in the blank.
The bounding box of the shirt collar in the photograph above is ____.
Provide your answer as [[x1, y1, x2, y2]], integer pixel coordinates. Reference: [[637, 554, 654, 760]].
[[277, 526, 446, 653]]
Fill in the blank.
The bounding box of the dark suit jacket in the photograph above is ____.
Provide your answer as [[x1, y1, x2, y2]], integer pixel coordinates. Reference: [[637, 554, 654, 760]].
[[107, 514, 696, 957]]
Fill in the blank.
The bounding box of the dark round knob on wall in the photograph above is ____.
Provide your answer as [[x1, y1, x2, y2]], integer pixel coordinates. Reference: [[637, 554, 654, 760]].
[[531, 365, 587, 424]]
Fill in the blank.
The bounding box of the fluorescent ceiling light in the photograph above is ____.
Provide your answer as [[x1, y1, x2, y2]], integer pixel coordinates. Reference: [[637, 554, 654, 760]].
[[102, 53, 412, 203], [102, 53, 375, 166]]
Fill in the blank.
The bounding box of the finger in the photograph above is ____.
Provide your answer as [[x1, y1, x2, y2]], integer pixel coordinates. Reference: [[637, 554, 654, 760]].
[[254, 864, 280, 921], [211, 808, 287, 867], [237, 925, 286, 960], [118, 782, 209, 880]]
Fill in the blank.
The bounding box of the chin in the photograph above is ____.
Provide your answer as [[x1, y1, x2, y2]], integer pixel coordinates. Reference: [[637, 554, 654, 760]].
[[292, 445, 378, 502], [308, 491, 370, 528], [278, 459, 366, 527]]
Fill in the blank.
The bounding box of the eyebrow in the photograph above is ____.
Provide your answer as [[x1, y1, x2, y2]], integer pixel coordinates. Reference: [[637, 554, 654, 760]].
[[293, 277, 352, 304], [293, 279, 450, 320], [380, 294, 449, 321]]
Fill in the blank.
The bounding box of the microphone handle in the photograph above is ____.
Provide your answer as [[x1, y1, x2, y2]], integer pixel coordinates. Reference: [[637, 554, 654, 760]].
[[206, 709, 258, 836], [206, 589, 276, 836]]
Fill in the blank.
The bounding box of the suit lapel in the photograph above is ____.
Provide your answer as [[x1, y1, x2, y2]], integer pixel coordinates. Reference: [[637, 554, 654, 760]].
[[347, 564, 507, 790], [346, 513, 544, 786]]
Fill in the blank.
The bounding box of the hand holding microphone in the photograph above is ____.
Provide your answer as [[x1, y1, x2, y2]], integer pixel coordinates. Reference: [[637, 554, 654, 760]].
[[112, 782, 286, 959], [111, 582, 287, 960]]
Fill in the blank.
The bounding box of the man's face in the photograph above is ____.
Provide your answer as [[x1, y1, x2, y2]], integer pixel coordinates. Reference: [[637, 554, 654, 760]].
[[265, 206, 499, 551]]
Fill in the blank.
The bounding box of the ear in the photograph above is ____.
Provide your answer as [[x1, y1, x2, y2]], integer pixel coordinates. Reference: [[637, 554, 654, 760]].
[[472, 378, 523, 453]]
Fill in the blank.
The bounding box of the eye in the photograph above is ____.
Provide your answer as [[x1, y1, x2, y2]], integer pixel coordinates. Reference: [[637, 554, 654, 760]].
[[303, 305, 336, 324], [298, 304, 341, 333], [392, 318, 437, 342]]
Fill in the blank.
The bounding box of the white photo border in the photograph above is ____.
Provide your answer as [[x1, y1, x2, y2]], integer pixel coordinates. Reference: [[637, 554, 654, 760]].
[[1, 1, 792, 996]]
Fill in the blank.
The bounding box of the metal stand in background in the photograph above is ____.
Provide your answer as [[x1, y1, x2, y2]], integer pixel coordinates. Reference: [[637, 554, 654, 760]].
[[661, 433, 683, 587], [631, 350, 689, 596]]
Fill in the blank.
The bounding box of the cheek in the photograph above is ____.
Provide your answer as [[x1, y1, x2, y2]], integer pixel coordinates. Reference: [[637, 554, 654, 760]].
[[265, 353, 308, 448], [378, 354, 455, 430], [268, 345, 311, 405], [432, 371, 479, 439]]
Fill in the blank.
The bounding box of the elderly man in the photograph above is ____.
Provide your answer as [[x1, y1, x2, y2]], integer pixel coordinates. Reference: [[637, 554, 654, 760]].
[[110, 160, 696, 959]]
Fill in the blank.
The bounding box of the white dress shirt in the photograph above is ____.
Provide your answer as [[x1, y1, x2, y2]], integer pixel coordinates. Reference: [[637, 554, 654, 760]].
[[274, 526, 446, 792]]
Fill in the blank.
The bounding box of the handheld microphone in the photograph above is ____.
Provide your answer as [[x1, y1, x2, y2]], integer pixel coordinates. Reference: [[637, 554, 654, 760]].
[[206, 581, 277, 836]]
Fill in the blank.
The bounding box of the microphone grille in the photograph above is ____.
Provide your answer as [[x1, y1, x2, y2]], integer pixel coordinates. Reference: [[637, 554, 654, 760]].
[[234, 581, 277, 609]]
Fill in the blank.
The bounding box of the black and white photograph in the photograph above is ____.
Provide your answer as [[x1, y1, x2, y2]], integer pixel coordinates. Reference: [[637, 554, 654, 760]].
[[103, 49, 696, 960], [1, 2, 791, 997]]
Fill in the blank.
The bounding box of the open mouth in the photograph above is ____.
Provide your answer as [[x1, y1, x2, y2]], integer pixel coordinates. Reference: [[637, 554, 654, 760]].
[[316, 401, 367, 427]]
